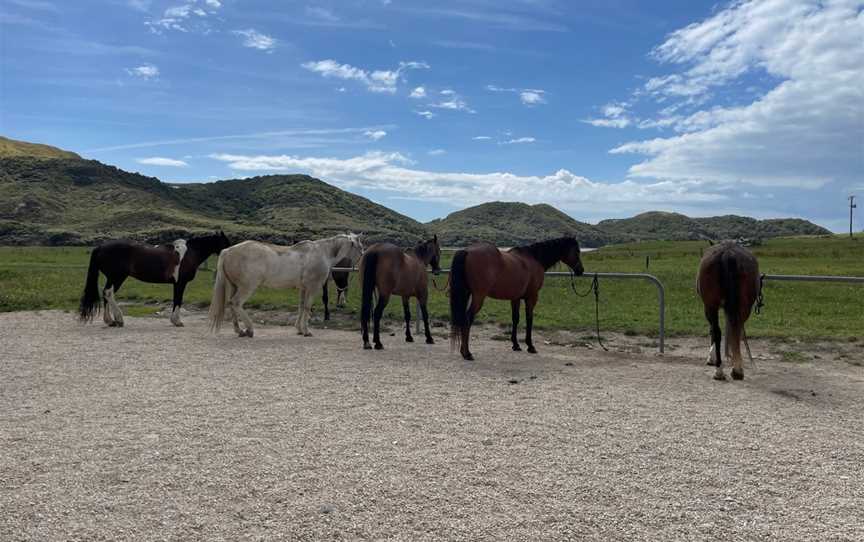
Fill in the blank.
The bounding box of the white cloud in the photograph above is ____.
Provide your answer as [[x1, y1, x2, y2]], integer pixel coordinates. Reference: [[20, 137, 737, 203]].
[[126, 64, 159, 79], [472, 136, 492, 141], [583, 118, 630, 128], [208, 151, 723, 210], [305, 6, 339, 22], [364, 130, 387, 141], [487, 84, 547, 106], [232, 29, 276, 51], [301, 59, 429, 94], [410, 86, 426, 98], [429, 89, 474, 113], [609, 0, 864, 190], [502, 137, 536, 145], [428, 149, 446, 156], [146, 1, 221, 33], [136, 157, 188, 167], [414, 110, 436, 119]]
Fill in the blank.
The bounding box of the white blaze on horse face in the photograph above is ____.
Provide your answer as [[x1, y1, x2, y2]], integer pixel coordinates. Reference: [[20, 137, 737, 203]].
[[172, 239, 188, 282]]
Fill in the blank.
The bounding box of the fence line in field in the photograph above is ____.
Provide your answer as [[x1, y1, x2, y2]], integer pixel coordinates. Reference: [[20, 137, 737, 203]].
[[331, 267, 668, 353]]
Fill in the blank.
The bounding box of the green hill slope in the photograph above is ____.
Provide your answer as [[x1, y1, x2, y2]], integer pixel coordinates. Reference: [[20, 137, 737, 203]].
[[0, 155, 427, 245], [429, 202, 610, 247], [0, 136, 81, 160]]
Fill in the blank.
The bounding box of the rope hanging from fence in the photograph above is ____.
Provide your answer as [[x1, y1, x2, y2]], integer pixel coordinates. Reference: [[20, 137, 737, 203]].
[[755, 273, 766, 315], [570, 272, 608, 352]]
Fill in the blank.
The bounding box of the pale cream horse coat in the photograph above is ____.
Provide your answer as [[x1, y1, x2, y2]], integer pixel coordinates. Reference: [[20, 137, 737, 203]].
[[209, 233, 363, 337]]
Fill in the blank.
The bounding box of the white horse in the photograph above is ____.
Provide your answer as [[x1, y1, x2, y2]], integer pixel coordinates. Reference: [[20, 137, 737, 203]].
[[209, 233, 364, 338]]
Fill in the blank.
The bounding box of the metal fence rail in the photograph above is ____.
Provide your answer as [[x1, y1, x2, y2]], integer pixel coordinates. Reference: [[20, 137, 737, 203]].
[[331, 268, 667, 353], [762, 274, 864, 284]]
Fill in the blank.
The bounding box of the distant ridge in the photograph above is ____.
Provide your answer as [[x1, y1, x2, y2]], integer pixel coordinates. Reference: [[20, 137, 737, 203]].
[[0, 136, 833, 246]]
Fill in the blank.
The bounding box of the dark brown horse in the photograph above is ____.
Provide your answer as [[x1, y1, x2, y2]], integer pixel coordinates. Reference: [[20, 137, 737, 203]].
[[697, 241, 761, 381], [322, 256, 352, 321], [360, 236, 441, 349], [79, 232, 231, 327], [449, 237, 584, 361]]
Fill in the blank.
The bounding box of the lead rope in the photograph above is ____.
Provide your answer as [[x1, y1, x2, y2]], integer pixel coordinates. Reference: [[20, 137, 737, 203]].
[[744, 273, 766, 370], [570, 273, 608, 352]]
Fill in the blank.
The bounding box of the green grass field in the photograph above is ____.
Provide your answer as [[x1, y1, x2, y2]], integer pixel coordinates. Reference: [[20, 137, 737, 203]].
[[1, 235, 861, 339]]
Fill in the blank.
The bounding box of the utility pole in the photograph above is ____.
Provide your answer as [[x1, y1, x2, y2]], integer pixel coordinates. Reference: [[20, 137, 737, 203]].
[[850, 195, 857, 239]]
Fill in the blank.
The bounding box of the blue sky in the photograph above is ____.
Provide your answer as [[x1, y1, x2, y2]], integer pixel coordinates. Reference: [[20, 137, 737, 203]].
[[2, 0, 862, 231]]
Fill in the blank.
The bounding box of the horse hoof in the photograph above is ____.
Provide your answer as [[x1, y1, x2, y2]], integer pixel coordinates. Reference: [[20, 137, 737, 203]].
[[527, 346, 537, 354], [426, 338, 435, 345], [713, 372, 727, 381], [245, 330, 254, 338], [173, 321, 184, 328], [732, 370, 744, 381], [706, 360, 715, 366], [374, 343, 384, 350], [363, 343, 372, 350], [512, 344, 522, 351], [116, 321, 124, 328], [304, 332, 313, 337], [405, 336, 414, 343]]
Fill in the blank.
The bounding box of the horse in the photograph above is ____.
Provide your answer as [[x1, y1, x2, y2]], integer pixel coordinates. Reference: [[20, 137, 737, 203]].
[[449, 237, 584, 361], [322, 256, 353, 321], [208, 233, 364, 338], [359, 236, 441, 350], [78, 231, 231, 327], [697, 241, 761, 381]]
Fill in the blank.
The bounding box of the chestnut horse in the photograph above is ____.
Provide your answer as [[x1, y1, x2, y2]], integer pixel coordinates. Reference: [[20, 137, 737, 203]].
[[449, 237, 584, 361], [78, 232, 231, 327], [697, 241, 761, 381], [360, 236, 441, 350]]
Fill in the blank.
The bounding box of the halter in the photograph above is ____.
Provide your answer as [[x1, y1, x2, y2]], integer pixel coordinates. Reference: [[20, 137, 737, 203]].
[[569, 272, 608, 352]]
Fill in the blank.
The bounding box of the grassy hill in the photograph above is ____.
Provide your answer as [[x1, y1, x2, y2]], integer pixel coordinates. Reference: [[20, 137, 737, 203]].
[[429, 202, 611, 247], [0, 153, 427, 246], [597, 211, 830, 242], [0, 136, 81, 160]]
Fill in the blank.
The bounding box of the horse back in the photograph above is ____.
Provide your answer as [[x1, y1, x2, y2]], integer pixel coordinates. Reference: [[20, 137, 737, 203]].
[[363, 243, 425, 296], [462, 243, 537, 300], [697, 242, 760, 316]]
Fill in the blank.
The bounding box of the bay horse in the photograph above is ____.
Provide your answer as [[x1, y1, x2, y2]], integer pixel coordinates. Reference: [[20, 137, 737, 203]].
[[449, 237, 584, 361], [209, 233, 364, 338], [697, 241, 761, 381], [322, 256, 353, 321], [78, 231, 231, 327], [360, 236, 441, 350]]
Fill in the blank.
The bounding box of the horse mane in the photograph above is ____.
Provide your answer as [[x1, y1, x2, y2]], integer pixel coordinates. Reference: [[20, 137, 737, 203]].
[[512, 237, 579, 270]]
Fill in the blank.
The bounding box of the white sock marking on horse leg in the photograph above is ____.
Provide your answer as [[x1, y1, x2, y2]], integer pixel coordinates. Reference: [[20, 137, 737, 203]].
[[172, 239, 188, 282], [706, 343, 715, 364], [170, 306, 182, 325], [103, 288, 114, 324]]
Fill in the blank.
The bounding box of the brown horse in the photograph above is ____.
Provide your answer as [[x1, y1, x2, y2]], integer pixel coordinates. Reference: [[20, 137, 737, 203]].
[[449, 237, 584, 361], [79, 232, 231, 327], [697, 241, 761, 381], [360, 236, 441, 350]]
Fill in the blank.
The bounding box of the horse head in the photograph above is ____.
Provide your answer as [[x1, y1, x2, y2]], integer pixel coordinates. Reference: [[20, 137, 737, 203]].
[[343, 232, 365, 264], [560, 237, 584, 276], [416, 235, 442, 274]]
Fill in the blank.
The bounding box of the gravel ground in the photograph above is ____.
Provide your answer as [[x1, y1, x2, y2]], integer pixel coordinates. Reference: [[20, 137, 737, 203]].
[[1, 310, 863, 541]]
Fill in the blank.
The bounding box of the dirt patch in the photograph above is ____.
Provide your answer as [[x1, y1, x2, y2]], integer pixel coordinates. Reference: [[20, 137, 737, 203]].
[[1, 310, 863, 541]]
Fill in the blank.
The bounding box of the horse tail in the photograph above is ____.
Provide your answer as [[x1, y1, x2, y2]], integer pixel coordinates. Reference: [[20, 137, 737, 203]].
[[360, 251, 379, 330], [719, 250, 741, 331], [449, 250, 470, 352], [208, 251, 230, 333], [78, 247, 102, 322]]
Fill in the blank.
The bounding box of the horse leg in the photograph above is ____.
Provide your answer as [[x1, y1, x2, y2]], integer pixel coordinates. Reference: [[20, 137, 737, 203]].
[[373, 293, 390, 350], [706, 307, 725, 380], [729, 322, 745, 381], [301, 287, 315, 337], [102, 278, 115, 326], [419, 294, 434, 345], [510, 299, 521, 351], [229, 284, 257, 338], [105, 275, 127, 327], [296, 286, 306, 335], [322, 281, 330, 321], [402, 296, 414, 343], [170, 280, 187, 327], [525, 294, 538, 354], [461, 295, 485, 361]]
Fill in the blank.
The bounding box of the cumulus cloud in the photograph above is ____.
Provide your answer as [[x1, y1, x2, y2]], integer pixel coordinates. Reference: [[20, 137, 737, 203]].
[[609, 0, 864, 191], [136, 156, 188, 167], [429, 89, 474, 113], [126, 64, 159, 79], [364, 130, 387, 141], [208, 151, 724, 209], [301, 59, 429, 94], [232, 29, 276, 51], [409, 86, 426, 98]]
